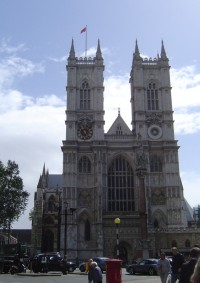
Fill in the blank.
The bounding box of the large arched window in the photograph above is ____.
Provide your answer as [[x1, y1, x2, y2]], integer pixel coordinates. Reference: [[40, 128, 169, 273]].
[[150, 154, 162, 172], [80, 80, 90, 110], [147, 81, 159, 110], [48, 195, 56, 212], [79, 156, 91, 173], [108, 156, 134, 212]]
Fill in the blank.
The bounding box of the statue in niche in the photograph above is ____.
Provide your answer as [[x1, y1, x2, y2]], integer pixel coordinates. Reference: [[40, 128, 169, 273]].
[[136, 150, 147, 170]]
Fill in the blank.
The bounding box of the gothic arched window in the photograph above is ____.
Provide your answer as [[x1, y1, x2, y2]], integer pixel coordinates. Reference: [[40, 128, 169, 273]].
[[150, 154, 162, 172], [108, 156, 134, 212], [48, 195, 56, 212], [79, 156, 91, 173], [80, 80, 90, 110], [147, 81, 159, 110]]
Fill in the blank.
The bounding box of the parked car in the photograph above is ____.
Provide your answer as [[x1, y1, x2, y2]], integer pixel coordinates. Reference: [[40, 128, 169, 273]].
[[79, 257, 110, 273], [32, 252, 76, 273], [126, 258, 159, 275]]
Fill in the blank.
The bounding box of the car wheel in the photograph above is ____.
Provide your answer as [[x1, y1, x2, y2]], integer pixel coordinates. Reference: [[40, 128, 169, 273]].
[[80, 266, 85, 272], [68, 266, 74, 272], [148, 267, 155, 275], [129, 267, 135, 275]]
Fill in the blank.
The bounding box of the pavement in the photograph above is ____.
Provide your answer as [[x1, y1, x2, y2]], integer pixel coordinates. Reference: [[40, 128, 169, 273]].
[[16, 269, 87, 276]]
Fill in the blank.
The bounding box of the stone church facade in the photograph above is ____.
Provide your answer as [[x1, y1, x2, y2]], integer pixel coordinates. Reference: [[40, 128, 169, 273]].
[[31, 39, 198, 261]]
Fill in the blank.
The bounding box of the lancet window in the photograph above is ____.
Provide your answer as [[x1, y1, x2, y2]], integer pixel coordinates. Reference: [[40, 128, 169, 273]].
[[150, 154, 162, 172], [80, 80, 90, 110], [147, 81, 159, 110], [78, 156, 91, 173]]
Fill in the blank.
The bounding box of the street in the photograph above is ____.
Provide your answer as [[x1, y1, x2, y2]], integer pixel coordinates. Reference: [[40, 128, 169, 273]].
[[0, 269, 161, 283]]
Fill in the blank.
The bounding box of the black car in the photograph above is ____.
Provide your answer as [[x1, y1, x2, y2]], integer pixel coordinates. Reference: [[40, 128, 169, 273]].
[[126, 258, 159, 275], [79, 257, 109, 272], [32, 252, 76, 273]]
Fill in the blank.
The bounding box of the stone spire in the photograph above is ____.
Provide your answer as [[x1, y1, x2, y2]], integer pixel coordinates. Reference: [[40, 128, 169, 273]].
[[160, 40, 168, 62], [132, 39, 142, 66], [68, 38, 76, 65], [95, 39, 103, 64]]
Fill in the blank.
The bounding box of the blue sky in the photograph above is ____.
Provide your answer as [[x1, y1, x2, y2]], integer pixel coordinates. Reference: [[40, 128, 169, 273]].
[[0, 0, 200, 228]]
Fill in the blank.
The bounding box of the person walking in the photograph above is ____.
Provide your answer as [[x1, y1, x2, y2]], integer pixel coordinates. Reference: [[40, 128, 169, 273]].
[[157, 252, 171, 283], [87, 259, 94, 283], [191, 257, 200, 283], [92, 261, 103, 283], [179, 247, 200, 283], [170, 247, 185, 283]]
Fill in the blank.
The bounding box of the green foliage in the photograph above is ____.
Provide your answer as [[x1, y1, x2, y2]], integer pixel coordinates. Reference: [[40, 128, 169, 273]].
[[0, 160, 29, 229]]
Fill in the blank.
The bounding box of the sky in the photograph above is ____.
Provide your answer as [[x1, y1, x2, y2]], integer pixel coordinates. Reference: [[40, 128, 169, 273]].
[[0, 0, 200, 229]]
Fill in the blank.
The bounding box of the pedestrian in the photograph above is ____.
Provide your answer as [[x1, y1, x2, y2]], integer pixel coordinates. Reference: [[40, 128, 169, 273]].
[[88, 259, 94, 283], [170, 247, 185, 283], [157, 252, 171, 283], [92, 261, 103, 283], [191, 257, 200, 283], [179, 247, 200, 283], [41, 255, 48, 273]]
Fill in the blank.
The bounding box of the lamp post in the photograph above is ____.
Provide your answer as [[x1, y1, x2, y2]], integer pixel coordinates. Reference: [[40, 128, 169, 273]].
[[114, 218, 121, 259], [63, 203, 76, 275]]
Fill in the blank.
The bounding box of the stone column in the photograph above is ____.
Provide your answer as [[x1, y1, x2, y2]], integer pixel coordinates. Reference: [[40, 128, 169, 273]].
[[136, 149, 149, 258]]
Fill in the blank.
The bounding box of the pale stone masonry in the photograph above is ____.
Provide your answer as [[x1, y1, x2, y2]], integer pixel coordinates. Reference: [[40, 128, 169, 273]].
[[32, 39, 197, 261]]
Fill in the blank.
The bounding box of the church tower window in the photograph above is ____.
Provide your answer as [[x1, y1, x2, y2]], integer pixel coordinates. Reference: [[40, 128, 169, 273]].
[[150, 154, 162, 172], [78, 156, 91, 173], [116, 124, 123, 135], [108, 156, 134, 212], [80, 80, 90, 110], [147, 82, 159, 110]]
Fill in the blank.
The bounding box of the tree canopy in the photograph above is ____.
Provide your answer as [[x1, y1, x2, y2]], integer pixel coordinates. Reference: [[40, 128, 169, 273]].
[[0, 160, 29, 229]]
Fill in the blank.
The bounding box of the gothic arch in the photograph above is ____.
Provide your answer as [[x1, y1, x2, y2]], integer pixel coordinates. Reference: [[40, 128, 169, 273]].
[[47, 195, 56, 212], [107, 154, 135, 212], [145, 79, 160, 111], [77, 209, 92, 246], [107, 152, 134, 170], [113, 240, 132, 261], [78, 155, 91, 173], [149, 154, 162, 172]]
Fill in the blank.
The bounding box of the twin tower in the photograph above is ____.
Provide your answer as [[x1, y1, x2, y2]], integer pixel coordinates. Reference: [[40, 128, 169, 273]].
[[32, 39, 191, 260]]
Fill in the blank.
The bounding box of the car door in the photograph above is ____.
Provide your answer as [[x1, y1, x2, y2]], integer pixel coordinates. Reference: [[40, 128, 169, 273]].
[[137, 260, 148, 274]]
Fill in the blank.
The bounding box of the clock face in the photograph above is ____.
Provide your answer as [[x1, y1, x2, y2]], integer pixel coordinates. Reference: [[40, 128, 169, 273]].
[[77, 123, 93, 140], [148, 124, 162, 139]]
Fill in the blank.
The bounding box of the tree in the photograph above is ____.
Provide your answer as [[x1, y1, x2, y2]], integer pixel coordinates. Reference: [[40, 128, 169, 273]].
[[0, 160, 29, 233]]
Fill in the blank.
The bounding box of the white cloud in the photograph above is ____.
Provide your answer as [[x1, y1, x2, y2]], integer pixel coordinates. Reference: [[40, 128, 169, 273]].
[[0, 38, 27, 54]]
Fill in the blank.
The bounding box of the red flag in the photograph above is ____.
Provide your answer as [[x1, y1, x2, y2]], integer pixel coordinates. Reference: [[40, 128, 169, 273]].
[[80, 26, 87, 33]]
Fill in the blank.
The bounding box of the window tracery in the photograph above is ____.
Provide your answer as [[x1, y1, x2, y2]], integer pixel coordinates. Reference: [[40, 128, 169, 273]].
[[108, 156, 134, 212], [147, 81, 159, 110], [80, 80, 90, 110], [78, 156, 91, 173]]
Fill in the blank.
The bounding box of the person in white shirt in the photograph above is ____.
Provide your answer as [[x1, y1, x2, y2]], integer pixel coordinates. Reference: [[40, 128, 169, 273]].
[[157, 252, 171, 283]]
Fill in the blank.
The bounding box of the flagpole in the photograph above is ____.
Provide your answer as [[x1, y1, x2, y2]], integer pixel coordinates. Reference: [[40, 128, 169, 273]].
[[85, 25, 87, 58]]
